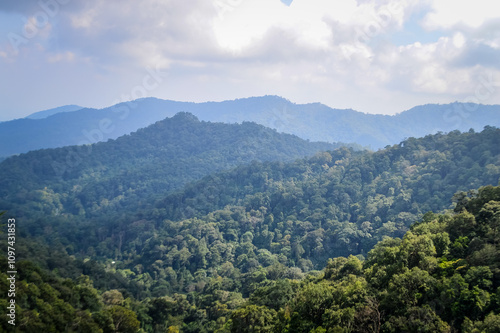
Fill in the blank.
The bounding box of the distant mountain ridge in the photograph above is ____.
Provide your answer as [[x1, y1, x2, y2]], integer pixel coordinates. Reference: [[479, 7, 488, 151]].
[[1, 96, 499, 157], [25, 105, 83, 120]]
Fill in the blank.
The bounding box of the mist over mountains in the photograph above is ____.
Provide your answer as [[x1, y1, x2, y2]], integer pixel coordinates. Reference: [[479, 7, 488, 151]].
[[1, 96, 499, 158]]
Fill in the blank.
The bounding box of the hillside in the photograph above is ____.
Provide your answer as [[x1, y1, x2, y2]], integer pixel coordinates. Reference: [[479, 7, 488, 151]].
[[1, 96, 499, 157], [0, 112, 339, 220], [226, 185, 500, 332], [2, 184, 500, 331]]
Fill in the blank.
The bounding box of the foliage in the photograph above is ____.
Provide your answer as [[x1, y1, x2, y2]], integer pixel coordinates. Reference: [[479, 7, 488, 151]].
[[0, 112, 339, 220]]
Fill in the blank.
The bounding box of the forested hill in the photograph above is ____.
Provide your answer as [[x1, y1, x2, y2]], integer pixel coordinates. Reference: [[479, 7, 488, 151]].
[[0, 112, 340, 219], [158, 127, 500, 228]]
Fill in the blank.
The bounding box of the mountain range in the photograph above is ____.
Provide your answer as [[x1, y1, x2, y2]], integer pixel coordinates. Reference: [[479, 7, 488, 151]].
[[1, 96, 499, 158]]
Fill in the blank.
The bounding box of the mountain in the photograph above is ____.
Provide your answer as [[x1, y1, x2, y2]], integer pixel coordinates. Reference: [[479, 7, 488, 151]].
[[0, 112, 340, 220], [25, 104, 83, 119], [1, 96, 499, 158]]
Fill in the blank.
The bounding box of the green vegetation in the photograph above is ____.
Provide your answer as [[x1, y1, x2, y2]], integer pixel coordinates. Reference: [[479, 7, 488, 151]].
[[2, 185, 500, 332], [228, 184, 500, 332], [0, 122, 499, 332], [0, 113, 340, 220]]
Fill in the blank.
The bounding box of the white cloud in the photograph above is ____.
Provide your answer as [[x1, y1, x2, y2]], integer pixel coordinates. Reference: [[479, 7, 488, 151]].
[[212, 0, 414, 53], [212, 0, 346, 52], [1, 0, 500, 120], [423, 0, 499, 29], [452, 32, 466, 48], [213, 0, 284, 51]]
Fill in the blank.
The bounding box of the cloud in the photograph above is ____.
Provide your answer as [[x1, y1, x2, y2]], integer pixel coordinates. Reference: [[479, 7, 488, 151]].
[[422, 0, 500, 29], [1, 0, 500, 120]]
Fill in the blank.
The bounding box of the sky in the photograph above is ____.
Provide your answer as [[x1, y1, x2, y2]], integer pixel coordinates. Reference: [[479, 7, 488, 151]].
[[1, 0, 500, 120]]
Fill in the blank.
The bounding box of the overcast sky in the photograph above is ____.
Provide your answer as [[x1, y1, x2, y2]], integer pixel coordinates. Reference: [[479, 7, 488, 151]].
[[1, 0, 499, 120]]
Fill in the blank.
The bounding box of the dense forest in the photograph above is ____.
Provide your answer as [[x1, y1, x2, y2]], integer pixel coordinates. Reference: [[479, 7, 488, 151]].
[[0, 122, 499, 332], [2, 185, 500, 331], [0, 113, 343, 220]]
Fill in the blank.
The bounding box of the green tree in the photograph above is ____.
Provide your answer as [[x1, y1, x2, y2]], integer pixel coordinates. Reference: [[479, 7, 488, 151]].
[[230, 305, 276, 333]]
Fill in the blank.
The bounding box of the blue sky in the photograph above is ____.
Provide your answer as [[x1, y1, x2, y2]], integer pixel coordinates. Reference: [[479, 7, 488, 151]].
[[1, 0, 500, 120]]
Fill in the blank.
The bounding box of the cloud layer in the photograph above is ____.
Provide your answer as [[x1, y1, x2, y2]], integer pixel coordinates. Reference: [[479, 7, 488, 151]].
[[1, 0, 499, 119]]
